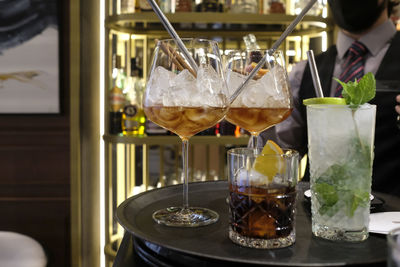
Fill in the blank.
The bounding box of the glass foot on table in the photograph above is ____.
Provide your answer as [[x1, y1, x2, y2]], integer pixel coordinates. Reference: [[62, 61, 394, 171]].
[[152, 207, 219, 227], [312, 223, 369, 242], [229, 227, 295, 249]]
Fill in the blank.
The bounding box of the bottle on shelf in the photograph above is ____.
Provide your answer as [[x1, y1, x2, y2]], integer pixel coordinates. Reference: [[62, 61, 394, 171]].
[[243, 34, 263, 63], [139, 0, 154, 11], [224, 0, 232, 12], [243, 33, 260, 49], [175, 0, 193, 12], [121, 58, 146, 136], [294, 0, 323, 16], [109, 55, 126, 135], [268, 0, 285, 13], [195, 0, 223, 12], [120, 0, 136, 13], [219, 120, 236, 135], [159, 0, 172, 12], [230, 0, 258, 14]]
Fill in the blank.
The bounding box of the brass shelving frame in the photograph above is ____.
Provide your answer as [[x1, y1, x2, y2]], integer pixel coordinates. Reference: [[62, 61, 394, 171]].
[[103, 135, 250, 263], [105, 12, 332, 37], [103, 10, 333, 266]]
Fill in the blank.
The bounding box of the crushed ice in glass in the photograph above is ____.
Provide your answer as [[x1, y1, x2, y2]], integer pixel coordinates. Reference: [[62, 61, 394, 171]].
[[226, 66, 291, 108], [146, 66, 227, 107]]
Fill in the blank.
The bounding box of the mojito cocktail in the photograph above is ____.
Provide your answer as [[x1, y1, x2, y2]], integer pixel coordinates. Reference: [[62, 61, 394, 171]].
[[307, 104, 376, 241]]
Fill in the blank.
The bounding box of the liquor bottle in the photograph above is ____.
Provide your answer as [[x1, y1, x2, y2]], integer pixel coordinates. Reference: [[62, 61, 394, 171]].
[[230, 0, 258, 13], [195, 0, 223, 12], [243, 33, 260, 49], [122, 58, 146, 136], [134, 0, 141, 12], [268, 0, 285, 13], [175, 0, 193, 12], [159, 0, 172, 12], [121, 0, 135, 13], [109, 55, 126, 135], [219, 119, 236, 135], [243, 34, 263, 63], [139, 0, 153, 11]]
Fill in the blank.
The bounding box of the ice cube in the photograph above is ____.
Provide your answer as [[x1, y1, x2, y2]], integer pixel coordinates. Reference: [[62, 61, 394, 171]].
[[226, 69, 262, 107], [271, 65, 291, 102], [163, 69, 197, 106], [171, 68, 196, 87], [146, 66, 176, 105], [307, 106, 356, 177], [258, 70, 276, 97], [241, 78, 270, 107], [148, 66, 227, 107], [226, 69, 246, 98], [196, 65, 227, 107], [235, 167, 269, 187], [226, 67, 291, 108]]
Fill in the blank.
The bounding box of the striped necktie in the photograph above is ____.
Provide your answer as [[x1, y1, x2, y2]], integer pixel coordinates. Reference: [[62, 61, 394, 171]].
[[335, 41, 368, 97]]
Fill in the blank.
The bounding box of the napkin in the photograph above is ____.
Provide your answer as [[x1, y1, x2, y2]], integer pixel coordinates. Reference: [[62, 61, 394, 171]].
[[369, 212, 400, 234]]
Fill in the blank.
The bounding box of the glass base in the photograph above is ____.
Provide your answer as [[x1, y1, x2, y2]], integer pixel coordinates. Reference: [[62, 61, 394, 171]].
[[229, 227, 295, 249], [312, 223, 369, 242], [152, 207, 219, 227]]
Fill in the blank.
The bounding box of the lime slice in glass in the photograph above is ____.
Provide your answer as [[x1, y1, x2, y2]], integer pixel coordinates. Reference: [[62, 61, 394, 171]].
[[303, 97, 346, 106]]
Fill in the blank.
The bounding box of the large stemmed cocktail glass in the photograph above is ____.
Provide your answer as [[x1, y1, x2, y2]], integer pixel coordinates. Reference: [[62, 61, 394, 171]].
[[143, 38, 229, 227], [225, 49, 293, 148]]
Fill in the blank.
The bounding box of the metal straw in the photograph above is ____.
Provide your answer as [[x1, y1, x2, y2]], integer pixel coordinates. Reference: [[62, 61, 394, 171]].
[[147, 0, 198, 73], [306, 50, 324, 98], [229, 0, 318, 104]]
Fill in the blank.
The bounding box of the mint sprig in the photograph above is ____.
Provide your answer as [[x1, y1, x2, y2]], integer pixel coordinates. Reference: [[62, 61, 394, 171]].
[[334, 72, 376, 107]]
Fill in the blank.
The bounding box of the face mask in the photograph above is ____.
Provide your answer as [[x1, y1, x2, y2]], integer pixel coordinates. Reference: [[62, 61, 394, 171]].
[[328, 0, 386, 33]]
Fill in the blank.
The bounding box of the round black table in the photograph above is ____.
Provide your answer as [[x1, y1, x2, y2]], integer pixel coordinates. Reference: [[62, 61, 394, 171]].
[[114, 181, 399, 267]]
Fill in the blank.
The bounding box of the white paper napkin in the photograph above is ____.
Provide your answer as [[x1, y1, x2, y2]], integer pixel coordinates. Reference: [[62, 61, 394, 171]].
[[369, 212, 400, 234]]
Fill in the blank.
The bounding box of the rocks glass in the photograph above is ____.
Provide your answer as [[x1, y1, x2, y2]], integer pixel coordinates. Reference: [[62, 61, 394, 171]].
[[227, 147, 299, 248]]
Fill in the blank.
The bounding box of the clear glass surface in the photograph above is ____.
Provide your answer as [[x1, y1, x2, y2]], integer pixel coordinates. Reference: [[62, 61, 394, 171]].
[[227, 147, 299, 248], [143, 38, 229, 227], [388, 227, 400, 267], [225, 49, 293, 148], [306, 104, 376, 241]]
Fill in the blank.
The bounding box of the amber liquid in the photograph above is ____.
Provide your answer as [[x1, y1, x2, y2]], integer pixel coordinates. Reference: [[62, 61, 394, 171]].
[[143, 106, 227, 139], [226, 107, 292, 135], [229, 184, 296, 239]]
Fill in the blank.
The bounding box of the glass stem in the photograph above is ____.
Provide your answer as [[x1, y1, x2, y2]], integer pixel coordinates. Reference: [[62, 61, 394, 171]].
[[251, 134, 258, 149], [182, 138, 189, 210]]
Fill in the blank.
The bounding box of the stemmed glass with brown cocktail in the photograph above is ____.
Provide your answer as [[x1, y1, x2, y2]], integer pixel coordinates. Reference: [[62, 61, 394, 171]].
[[225, 49, 293, 148], [143, 38, 229, 227]]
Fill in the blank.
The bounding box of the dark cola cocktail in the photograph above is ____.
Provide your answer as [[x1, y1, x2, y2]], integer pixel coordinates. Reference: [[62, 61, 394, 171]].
[[227, 147, 299, 249]]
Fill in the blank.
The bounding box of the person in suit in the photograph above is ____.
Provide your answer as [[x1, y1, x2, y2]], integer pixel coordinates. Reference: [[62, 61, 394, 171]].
[[259, 0, 400, 195]]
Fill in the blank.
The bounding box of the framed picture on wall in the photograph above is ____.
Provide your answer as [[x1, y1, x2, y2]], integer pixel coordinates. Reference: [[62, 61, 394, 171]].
[[0, 0, 60, 114]]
